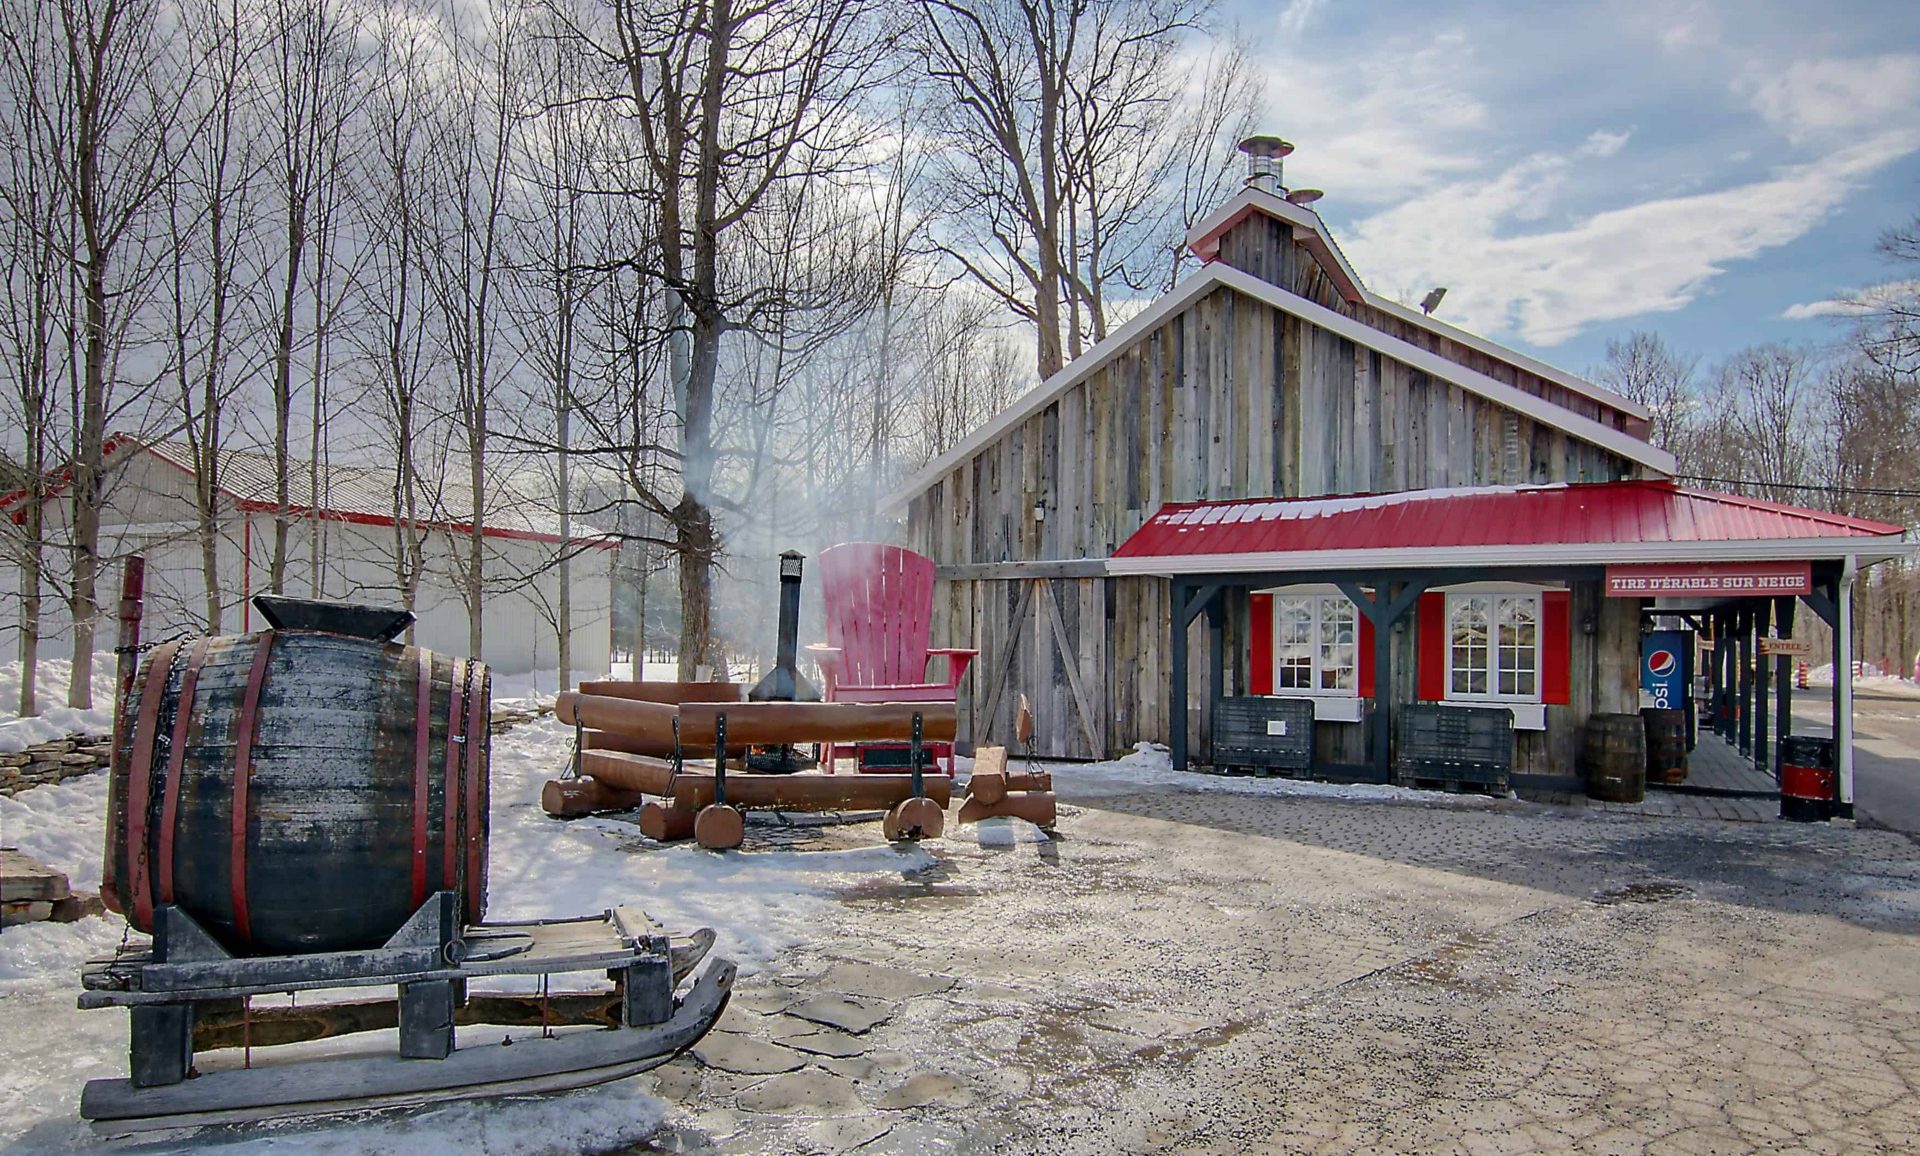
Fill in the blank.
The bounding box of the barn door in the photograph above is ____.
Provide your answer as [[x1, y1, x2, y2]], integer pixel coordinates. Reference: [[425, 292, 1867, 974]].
[[975, 578, 1107, 759]]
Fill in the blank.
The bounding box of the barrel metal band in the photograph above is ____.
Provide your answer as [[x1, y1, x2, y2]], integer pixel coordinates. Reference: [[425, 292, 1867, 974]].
[[230, 633, 275, 947], [126, 640, 183, 930], [462, 665, 486, 924], [157, 637, 211, 906], [442, 658, 468, 892], [411, 650, 433, 907]]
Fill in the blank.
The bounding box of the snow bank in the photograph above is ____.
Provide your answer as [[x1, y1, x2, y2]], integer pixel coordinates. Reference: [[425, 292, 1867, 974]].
[[0, 701, 936, 1153], [0, 653, 119, 726], [1051, 742, 1504, 806]]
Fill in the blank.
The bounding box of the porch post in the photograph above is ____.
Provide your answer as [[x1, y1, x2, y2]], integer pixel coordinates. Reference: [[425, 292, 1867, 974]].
[[1170, 578, 1189, 773], [1774, 596, 1794, 781], [1754, 599, 1771, 776], [1716, 611, 1732, 741], [1206, 593, 1226, 768], [1738, 606, 1753, 757], [1338, 577, 1424, 787], [1837, 558, 1857, 819]]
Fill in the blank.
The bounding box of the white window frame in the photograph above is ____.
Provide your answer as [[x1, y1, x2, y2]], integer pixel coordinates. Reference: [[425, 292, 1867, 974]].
[[1442, 584, 1544, 706], [1257, 586, 1366, 721]]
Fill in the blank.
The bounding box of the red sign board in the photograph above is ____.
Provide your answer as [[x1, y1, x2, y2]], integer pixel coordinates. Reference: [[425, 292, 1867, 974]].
[[1605, 562, 1812, 598]]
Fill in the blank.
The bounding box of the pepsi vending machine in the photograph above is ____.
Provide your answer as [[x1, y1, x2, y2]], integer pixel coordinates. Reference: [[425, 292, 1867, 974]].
[[1642, 629, 1693, 745]]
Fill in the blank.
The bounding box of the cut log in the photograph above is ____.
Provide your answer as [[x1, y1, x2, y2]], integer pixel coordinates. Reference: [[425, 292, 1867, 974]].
[[584, 730, 745, 759], [694, 805, 744, 851], [542, 778, 646, 818], [638, 802, 698, 842], [578, 751, 680, 796], [1001, 772, 1053, 793], [968, 746, 1008, 804], [575, 681, 743, 705], [884, 797, 945, 841], [668, 771, 951, 812], [957, 792, 1057, 828], [556, 694, 679, 741], [676, 701, 957, 746]]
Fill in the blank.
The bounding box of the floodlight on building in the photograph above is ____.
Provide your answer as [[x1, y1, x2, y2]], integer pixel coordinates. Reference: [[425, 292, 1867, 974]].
[[1420, 287, 1448, 315], [1285, 188, 1324, 206]]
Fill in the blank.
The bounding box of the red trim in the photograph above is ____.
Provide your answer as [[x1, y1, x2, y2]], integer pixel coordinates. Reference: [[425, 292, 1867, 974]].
[[1359, 616, 1376, 698], [158, 638, 210, 906], [1249, 594, 1273, 695], [125, 641, 182, 930], [1417, 593, 1447, 701], [230, 634, 275, 947], [1542, 591, 1572, 705], [442, 659, 468, 892], [462, 667, 486, 924], [410, 650, 433, 908], [229, 498, 618, 549]]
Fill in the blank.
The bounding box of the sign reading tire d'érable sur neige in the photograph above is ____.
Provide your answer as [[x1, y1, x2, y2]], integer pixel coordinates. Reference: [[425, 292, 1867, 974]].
[[1604, 561, 1812, 597]]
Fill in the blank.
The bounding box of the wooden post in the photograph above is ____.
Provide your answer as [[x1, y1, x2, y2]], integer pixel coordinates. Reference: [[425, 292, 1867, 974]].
[[1738, 606, 1753, 757], [1206, 593, 1225, 767], [1754, 599, 1771, 775], [1836, 560, 1857, 818], [398, 979, 455, 1060], [129, 1003, 192, 1088], [1774, 596, 1794, 781], [1170, 579, 1189, 772]]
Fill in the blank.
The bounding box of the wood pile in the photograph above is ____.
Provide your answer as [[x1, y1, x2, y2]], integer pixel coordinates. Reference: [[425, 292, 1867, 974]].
[[0, 733, 113, 797], [542, 683, 955, 849], [958, 746, 1057, 828], [1, 847, 104, 925]]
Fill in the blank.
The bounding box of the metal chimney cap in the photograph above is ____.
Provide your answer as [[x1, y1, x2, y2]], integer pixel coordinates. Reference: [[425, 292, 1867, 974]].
[[1238, 134, 1295, 160], [1286, 188, 1324, 206], [778, 549, 805, 578]]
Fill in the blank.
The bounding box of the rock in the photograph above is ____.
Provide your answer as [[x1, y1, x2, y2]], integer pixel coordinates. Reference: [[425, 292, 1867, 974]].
[[732, 1070, 863, 1114], [0, 849, 70, 902], [2, 900, 54, 925], [807, 1117, 892, 1153], [693, 1034, 807, 1076], [877, 1073, 976, 1110], [785, 994, 894, 1035], [58, 752, 98, 766], [0, 753, 30, 768], [773, 1029, 869, 1058], [814, 1054, 882, 1083], [813, 960, 957, 1000], [50, 893, 105, 922]]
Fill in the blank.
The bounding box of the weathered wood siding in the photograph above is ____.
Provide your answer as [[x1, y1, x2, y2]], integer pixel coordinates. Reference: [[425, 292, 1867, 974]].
[[909, 220, 1645, 759]]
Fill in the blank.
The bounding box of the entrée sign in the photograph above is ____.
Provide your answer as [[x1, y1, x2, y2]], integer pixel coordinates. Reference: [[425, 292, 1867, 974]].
[[1605, 562, 1812, 598]]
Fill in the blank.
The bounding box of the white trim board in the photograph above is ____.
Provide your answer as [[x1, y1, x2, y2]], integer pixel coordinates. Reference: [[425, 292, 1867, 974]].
[[884, 263, 1673, 511], [1106, 538, 1916, 577]]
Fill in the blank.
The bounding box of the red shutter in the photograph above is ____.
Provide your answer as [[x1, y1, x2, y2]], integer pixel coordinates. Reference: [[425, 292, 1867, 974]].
[[1417, 592, 1447, 701], [1542, 590, 1572, 705], [1249, 594, 1273, 695], [1358, 615, 1375, 698]]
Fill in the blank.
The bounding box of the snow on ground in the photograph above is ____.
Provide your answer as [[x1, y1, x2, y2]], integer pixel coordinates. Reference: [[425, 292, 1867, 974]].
[[1048, 742, 1506, 806], [1803, 663, 1920, 698], [0, 703, 932, 1155], [0, 655, 118, 751]]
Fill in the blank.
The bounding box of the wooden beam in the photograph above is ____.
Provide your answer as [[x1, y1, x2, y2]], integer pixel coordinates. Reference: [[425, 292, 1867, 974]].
[[1040, 581, 1102, 757], [934, 559, 1108, 581]]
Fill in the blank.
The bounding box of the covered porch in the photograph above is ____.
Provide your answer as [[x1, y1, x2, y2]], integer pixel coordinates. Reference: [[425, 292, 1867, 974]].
[[1108, 482, 1913, 808]]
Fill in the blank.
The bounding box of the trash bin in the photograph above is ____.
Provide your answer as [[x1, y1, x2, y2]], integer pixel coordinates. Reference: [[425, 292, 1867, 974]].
[[1779, 735, 1836, 822]]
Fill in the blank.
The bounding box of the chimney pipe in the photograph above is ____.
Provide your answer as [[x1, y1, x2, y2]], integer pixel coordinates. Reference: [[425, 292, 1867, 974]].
[[748, 550, 818, 702], [1238, 134, 1294, 195]]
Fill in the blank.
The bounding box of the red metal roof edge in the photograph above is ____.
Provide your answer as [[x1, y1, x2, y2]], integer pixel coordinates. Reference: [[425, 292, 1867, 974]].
[[1113, 480, 1907, 559]]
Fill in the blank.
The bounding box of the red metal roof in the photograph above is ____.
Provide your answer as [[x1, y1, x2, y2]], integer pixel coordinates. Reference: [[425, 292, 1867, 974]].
[[1107, 482, 1909, 574]]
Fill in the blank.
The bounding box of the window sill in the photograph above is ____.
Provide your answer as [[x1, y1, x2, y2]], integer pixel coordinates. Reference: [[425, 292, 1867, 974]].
[[1442, 700, 1546, 731], [1261, 694, 1366, 723]]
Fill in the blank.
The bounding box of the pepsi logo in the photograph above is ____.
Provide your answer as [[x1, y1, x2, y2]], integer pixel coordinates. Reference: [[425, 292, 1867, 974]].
[[1647, 650, 1678, 677]]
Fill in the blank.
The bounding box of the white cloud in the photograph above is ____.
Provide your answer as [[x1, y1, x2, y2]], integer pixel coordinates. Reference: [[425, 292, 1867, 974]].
[[1277, 0, 1324, 37], [1782, 280, 1920, 321], [1343, 126, 1920, 346], [1741, 54, 1920, 146], [1579, 129, 1632, 159]]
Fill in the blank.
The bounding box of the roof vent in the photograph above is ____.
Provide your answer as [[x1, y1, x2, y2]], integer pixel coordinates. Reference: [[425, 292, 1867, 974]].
[[1285, 188, 1324, 207], [1238, 135, 1294, 195]]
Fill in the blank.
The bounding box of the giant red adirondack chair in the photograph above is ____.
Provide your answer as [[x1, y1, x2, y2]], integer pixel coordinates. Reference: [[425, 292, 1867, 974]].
[[807, 542, 977, 774]]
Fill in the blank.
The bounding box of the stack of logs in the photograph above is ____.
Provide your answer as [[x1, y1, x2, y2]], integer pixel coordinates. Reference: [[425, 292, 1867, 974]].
[[959, 747, 1057, 828], [542, 682, 956, 849]]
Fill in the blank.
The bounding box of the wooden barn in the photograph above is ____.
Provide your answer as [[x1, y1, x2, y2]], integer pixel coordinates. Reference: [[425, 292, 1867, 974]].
[[885, 142, 1911, 804]]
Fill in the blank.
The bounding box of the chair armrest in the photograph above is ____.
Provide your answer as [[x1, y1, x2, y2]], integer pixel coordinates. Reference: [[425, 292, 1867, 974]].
[[925, 648, 979, 690], [805, 644, 843, 697]]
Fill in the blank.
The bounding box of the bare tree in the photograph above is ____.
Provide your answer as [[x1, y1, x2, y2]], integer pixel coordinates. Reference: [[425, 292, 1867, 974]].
[[1596, 331, 1696, 455]]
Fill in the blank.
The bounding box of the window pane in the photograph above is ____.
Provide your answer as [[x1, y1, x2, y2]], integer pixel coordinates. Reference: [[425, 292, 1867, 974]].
[[1320, 599, 1356, 691], [1450, 596, 1489, 695], [1496, 596, 1538, 698], [1277, 597, 1313, 689]]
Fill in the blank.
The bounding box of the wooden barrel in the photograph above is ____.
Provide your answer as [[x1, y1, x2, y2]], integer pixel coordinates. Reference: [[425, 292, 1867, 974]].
[[1641, 707, 1689, 785], [1581, 713, 1646, 803], [102, 629, 490, 956]]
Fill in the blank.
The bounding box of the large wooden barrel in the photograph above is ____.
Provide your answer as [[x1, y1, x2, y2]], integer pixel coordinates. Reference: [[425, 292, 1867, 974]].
[[1581, 713, 1646, 803], [102, 628, 490, 956], [1641, 707, 1689, 785]]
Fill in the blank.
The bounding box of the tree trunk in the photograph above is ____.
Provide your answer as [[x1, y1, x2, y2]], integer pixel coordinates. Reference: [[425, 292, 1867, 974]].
[[675, 495, 714, 682], [18, 501, 43, 717]]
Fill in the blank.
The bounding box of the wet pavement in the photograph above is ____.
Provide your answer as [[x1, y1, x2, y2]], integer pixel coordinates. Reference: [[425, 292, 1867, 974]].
[[628, 782, 1920, 1154]]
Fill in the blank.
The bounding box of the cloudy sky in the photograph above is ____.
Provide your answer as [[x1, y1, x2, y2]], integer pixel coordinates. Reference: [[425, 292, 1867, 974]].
[[1228, 0, 1920, 375]]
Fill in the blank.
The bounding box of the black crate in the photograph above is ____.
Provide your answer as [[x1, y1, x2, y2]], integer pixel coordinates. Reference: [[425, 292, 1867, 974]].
[[1395, 704, 1514, 792], [1212, 697, 1317, 776]]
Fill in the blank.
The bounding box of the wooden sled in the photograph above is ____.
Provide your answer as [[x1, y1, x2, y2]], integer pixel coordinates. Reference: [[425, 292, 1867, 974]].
[[77, 893, 733, 1135]]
